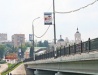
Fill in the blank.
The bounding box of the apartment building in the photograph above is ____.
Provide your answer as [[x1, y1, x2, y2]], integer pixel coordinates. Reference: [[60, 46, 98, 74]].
[[0, 33, 7, 42], [12, 34, 25, 48]]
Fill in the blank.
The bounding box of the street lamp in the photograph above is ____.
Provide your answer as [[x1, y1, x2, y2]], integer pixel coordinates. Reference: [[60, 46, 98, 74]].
[[32, 17, 40, 60]]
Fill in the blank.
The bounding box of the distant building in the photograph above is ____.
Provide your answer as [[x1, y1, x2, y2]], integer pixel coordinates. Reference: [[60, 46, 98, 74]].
[[0, 33, 7, 42], [24, 47, 30, 59], [75, 28, 81, 44], [35, 47, 47, 55], [5, 53, 18, 64], [12, 34, 25, 48], [49, 28, 82, 49], [64, 37, 70, 47], [56, 35, 65, 47]]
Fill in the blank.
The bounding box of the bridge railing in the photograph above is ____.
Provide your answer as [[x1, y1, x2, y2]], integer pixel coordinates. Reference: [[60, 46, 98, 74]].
[[23, 37, 98, 62]]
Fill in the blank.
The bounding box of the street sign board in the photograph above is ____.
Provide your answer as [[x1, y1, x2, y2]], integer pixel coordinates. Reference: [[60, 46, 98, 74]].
[[29, 34, 33, 41], [44, 12, 52, 25], [19, 48, 21, 53]]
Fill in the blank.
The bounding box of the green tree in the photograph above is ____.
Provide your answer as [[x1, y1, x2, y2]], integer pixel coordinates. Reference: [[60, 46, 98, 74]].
[[29, 46, 34, 58], [14, 47, 18, 53], [4, 43, 14, 53], [43, 40, 49, 47], [0, 45, 5, 59], [25, 42, 31, 47], [38, 41, 43, 47]]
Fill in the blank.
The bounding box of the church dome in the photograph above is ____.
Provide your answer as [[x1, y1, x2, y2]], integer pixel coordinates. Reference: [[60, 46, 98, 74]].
[[75, 28, 81, 35], [58, 35, 64, 42], [58, 39, 64, 41]]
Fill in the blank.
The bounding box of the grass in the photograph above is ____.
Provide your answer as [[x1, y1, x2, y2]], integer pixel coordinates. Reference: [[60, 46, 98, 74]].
[[8, 63, 15, 68], [1, 62, 22, 75]]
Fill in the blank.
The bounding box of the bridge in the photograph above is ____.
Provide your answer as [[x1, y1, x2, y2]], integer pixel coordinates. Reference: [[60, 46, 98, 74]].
[[24, 38, 98, 75]]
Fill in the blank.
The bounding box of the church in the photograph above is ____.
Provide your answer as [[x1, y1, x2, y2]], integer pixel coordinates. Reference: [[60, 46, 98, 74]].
[[56, 28, 81, 48]]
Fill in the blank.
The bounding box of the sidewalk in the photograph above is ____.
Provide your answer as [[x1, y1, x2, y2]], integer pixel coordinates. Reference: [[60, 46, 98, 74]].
[[11, 63, 26, 75], [0, 63, 8, 75]]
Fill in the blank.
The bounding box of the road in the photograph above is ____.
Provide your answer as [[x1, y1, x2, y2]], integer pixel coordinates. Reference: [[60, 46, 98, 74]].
[[11, 64, 26, 75], [0, 63, 8, 73], [11, 63, 33, 75]]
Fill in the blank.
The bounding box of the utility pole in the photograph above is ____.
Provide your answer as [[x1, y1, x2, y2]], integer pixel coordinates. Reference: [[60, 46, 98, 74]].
[[32, 17, 40, 60], [53, 0, 57, 57]]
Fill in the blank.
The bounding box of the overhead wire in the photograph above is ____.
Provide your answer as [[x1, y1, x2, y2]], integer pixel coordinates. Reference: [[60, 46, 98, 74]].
[[34, 25, 50, 38], [34, 0, 98, 38], [34, 3, 53, 38], [56, 0, 98, 14]]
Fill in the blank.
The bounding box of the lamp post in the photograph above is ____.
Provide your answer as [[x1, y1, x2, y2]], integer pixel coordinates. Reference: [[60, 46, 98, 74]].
[[53, 0, 57, 57], [32, 17, 40, 60]]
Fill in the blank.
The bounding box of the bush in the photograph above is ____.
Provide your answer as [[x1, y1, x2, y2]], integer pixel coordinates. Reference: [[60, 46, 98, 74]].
[[0, 60, 6, 64]]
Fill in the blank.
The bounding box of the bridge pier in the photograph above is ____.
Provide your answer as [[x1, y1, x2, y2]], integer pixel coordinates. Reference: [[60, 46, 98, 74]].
[[26, 68, 35, 75], [34, 70, 55, 75]]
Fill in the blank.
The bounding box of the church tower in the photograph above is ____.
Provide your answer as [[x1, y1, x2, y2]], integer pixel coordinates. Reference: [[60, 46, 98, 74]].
[[75, 28, 81, 44]]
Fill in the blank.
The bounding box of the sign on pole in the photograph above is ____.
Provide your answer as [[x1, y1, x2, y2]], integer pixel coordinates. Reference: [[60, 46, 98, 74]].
[[44, 12, 52, 25], [19, 48, 21, 53], [29, 34, 33, 41]]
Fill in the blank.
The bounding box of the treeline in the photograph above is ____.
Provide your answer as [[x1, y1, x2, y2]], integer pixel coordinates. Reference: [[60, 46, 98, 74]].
[[0, 40, 49, 60], [0, 42, 30, 60], [37, 40, 49, 47]]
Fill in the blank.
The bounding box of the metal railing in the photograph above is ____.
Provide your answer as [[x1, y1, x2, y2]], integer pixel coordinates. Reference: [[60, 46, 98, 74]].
[[23, 37, 98, 62]]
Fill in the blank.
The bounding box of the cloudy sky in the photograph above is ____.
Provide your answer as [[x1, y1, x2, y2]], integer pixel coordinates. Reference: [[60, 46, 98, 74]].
[[0, 0, 98, 42]]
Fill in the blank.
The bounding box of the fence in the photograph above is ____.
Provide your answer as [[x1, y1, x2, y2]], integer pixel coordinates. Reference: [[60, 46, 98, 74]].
[[24, 38, 98, 62]]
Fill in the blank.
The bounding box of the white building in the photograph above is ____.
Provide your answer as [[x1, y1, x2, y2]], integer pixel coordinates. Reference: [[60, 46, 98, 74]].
[[64, 37, 70, 47], [56, 35, 65, 47], [75, 28, 81, 44], [49, 28, 82, 49], [5, 53, 18, 64]]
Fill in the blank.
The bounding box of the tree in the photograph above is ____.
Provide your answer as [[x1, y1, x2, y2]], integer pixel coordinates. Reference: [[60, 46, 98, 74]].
[[13, 47, 18, 53], [29, 46, 34, 58], [25, 42, 31, 47], [0, 45, 5, 59], [4, 43, 15, 53], [43, 40, 49, 47], [38, 41, 43, 47]]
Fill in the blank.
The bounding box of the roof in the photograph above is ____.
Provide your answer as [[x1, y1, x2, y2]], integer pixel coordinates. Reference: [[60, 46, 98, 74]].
[[58, 39, 64, 41], [5, 53, 17, 59], [34, 47, 46, 51], [58, 35, 64, 42]]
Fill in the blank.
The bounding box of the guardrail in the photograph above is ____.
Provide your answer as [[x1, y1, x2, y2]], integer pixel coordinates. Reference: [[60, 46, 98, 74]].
[[23, 38, 98, 62]]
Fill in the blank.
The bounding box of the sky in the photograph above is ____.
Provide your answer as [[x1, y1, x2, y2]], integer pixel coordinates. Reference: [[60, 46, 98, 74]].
[[0, 0, 98, 42]]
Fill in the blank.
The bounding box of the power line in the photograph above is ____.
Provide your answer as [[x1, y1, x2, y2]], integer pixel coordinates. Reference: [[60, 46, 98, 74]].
[[34, 3, 52, 38], [34, 25, 50, 38], [56, 0, 98, 14]]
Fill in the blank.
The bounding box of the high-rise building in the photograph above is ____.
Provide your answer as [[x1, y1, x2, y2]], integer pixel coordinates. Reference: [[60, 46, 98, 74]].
[[0, 33, 7, 42], [12, 34, 25, 48]]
